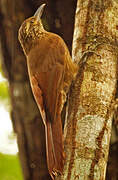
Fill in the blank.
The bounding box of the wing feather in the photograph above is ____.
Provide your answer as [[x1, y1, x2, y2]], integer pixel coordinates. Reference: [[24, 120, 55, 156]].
[[27, 34, 67, 176]]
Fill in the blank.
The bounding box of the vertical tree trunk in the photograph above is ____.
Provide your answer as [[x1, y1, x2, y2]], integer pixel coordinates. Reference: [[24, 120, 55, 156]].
[[57, 0, 118, 179]]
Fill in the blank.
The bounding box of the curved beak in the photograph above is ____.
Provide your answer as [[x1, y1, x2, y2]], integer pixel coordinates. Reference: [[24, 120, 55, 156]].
[[34, 4, 46, 21]]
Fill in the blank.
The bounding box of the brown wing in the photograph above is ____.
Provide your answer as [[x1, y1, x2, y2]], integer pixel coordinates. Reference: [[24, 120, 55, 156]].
[[27, 34, 66, 177], [35, 62, 64, 123], [27, 33, 67, 122]]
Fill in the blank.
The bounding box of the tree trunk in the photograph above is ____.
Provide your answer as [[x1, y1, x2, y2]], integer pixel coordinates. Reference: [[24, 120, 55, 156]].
[[56, 0, 118, 179]]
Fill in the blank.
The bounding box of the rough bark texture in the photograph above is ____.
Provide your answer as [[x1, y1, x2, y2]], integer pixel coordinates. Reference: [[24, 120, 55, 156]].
[[0, 0, 76, 179], [56, 0, 118, 179]]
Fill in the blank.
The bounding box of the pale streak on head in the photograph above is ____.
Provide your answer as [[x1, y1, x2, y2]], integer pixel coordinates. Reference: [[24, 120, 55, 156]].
[[26, 21, 30, 34]]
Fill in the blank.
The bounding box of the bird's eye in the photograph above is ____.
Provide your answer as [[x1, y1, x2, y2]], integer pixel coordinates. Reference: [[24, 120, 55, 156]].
[[31, 20, 34, 24]]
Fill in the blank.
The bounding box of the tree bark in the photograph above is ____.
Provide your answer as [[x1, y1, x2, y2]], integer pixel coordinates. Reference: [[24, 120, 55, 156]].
[[56, 0, 118, 179]]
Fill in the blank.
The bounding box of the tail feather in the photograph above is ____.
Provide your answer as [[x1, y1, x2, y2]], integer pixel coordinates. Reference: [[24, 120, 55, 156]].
[[45, 116, 65, 179]]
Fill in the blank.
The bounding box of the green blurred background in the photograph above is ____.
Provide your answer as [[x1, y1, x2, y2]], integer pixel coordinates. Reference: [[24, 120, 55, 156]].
[[0, 153, 23, 180], [0, 68, 23, 180]]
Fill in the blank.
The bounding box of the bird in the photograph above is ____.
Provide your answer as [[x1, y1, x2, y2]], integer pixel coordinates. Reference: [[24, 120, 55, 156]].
[[18, 4, 78, 179]]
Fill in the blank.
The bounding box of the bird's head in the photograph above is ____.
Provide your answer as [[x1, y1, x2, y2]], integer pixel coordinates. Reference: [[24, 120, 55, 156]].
[[18, 4, 46, 55]]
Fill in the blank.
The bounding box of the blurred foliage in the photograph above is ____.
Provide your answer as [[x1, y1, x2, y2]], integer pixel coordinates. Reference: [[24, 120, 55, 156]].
[[8, 131, 17, 141], [0, 58, 9, 102], [0, 153, 23, 180], [0, 58, 21, 179], [0, 65, 10, 109], [0, 81, 9, 101], [0, 54, 6, 78]]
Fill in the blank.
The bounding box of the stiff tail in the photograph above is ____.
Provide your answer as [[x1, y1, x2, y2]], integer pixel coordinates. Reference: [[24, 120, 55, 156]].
[[45, 117, 65, 179]]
